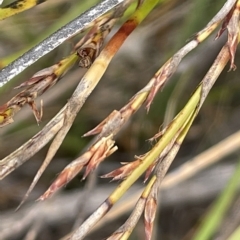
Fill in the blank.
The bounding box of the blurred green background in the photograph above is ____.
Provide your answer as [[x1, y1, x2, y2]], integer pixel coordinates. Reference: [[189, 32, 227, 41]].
[[0, 0, 240, 240]]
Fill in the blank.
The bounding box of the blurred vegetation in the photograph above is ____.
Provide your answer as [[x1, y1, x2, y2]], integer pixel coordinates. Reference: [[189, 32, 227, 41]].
[[0, 0, 240, 240]]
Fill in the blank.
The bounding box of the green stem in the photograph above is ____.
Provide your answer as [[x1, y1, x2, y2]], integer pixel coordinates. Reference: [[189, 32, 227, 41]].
[[192, 159, 240, 240]]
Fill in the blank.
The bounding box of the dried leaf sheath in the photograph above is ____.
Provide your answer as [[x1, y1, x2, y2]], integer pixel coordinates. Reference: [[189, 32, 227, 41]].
[[144, 181, 158, 240], [101, 158, 142, 181], [0, 54, 78, 126], [226, 0, 240, 70], [145, 0, 238, 110], [39, 135, 117, 200], [74, 13, 117, 68], [106, 177, 157, 240]]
